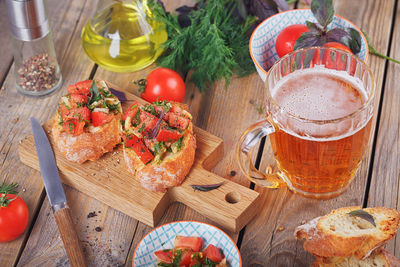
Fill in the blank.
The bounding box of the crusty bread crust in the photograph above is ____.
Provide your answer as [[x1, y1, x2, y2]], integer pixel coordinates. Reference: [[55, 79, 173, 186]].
[[123, 123, 196, 192], [312, 248, 400, 267], [295, 207, 400, 259], [52, 111, 122, 164]]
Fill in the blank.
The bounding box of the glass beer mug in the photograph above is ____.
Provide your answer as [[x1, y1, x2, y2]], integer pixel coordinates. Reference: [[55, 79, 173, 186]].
[[81, 0, 167, 72], [237, 47, 375, 199]]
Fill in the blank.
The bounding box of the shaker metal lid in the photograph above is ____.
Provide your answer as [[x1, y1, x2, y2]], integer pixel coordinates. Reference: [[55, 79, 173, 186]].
[[5, 0, 50, 41]]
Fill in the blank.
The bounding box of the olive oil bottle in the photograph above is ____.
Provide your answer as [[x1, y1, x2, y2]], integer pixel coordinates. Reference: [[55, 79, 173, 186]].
[[81, 1, 167, 72]]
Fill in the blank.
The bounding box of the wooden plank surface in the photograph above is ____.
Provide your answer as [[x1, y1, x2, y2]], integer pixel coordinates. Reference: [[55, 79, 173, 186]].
[[367, 2, 400, 258], [0, 0, 13, 85], [238, 0, 397, 266]]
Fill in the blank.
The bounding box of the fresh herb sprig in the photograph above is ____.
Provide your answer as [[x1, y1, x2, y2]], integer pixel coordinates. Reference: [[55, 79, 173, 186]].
[[0, 182, 19, 207], [362, 30, 400, 65], [150, 0, 257, 92]]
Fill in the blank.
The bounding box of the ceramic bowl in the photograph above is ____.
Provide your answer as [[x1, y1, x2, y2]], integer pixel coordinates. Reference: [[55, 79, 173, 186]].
[[249, 9, 368, 81], [133, 221, 241, 266]]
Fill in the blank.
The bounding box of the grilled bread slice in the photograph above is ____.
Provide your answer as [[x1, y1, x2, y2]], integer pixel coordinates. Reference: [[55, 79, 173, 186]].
[[295, 207, 400, 260], [122, 100, 196, 192], [52, 80, 122, 163], [312, 248, 400, 267]]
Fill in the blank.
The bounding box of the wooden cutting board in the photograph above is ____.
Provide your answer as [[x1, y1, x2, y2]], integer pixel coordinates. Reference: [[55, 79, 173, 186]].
[[18, 88, 260, 233]]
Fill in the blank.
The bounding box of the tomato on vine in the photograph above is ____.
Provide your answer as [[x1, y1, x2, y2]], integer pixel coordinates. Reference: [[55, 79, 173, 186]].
[[0, 182, 29, 242]]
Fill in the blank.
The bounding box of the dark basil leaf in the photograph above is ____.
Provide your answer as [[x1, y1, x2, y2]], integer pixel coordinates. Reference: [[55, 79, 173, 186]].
[[304, 49, 317, 67], [234, 0, 248, 21], [348, 209, 376, 227], [345, 27, 362, 54], [176, 5, 193, 14], [89, 81, 101, 105], [294, 32, 324, 50], [311, 0, 334, 28], [326, 27, 351, 44], [306, 21, 323, 34], [178, 14, 191, 28], [272, 0, 289, 11], [109, 88, 127, 102], [191, 182, 224, 192], [244, 0, 278, 22]]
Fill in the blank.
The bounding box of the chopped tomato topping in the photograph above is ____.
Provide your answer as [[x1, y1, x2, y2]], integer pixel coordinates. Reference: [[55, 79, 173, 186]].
[[174, 236, 203, 252], [166, 113, 189, 130], [59, 103, 70, 117], [67, 80, 92, 95], [179, 249, 194, 266], [70, 93, 88, 108], [124, 102, 141, 121], [62, 119, 85, 136], [124, 134, 154, 164], [154, 249, 174, 264], [203, 244, 224, 263], [138, 110, 158, 136], [156, 123, 183, 142], [62, 107, 90, 122], [91, 112, 113, 127]]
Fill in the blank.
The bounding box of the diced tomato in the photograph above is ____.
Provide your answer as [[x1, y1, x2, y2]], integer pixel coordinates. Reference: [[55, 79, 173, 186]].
[[124, 134, 154, 164], [154, 249, 174, 263], [189, 252, 203, 266], [62, 119, 85, 136], [138, 111, 158, 135], [166, 113, 189, 130], [203, 244, 224, 263], [91, 111, 113, 127], [59, 103, 70, 117], [156, 123, 183, 142], [178, 249, 193, 266], [174, 236, 203, 252], [67, 80, 92, 95], [124, 102, 141, 121], [70, 93, 88, 108], [62, 107, 91, 122]]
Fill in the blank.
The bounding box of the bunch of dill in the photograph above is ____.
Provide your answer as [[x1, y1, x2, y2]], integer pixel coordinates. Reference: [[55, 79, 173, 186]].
[[150, 0, 257, 92]]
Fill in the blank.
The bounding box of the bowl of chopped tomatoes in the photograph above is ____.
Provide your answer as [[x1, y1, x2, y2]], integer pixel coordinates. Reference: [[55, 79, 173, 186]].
[[249, 9, 368, 82], [133, 221, 241, 267]]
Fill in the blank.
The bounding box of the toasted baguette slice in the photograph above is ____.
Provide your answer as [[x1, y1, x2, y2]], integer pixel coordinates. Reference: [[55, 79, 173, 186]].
[[312, 249, 400, 267], [52, 80, 122, 163], [295, 207, 400, 259], [123, 102, 196, 192]]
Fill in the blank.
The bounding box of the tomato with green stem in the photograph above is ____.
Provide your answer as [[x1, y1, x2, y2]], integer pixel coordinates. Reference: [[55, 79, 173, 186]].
[[0, 183, 29, 242]]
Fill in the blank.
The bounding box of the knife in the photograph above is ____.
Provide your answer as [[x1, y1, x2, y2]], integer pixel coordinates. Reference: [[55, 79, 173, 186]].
[[30, 117, 86, 267]]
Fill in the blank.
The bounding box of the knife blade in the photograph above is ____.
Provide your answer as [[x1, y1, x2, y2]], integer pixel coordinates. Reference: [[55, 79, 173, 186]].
[[30, 117, 86, 267]]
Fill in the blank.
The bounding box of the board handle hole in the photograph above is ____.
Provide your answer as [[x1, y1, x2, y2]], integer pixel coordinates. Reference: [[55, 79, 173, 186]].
[[225, 192, 241, 204]]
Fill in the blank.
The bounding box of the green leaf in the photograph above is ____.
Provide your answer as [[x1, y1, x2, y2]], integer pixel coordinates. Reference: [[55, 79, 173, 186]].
[[89, 81, 101, 106], [0, 182, 19, 195], [294, 32, 324, 50], [311, 0, 334, 29], [348, 209, 376, 227]]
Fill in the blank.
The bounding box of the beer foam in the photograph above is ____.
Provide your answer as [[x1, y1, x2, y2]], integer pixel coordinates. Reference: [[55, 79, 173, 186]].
[[271, 66, 371, 141], [271, 66, 367, 121]]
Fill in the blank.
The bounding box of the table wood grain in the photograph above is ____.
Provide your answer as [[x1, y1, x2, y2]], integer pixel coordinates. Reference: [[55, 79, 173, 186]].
[[0, 0, 399, 266]]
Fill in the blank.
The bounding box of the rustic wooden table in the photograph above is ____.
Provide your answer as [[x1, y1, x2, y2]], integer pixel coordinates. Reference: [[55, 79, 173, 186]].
[[0, 0, 399, 266]]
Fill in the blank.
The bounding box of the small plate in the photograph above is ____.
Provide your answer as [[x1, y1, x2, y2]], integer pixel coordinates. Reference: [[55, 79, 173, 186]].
[[249, 9, 368, 81], [133, 221, 242, 266]]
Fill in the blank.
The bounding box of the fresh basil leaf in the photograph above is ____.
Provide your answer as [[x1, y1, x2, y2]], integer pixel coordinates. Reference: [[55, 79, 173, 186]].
[[326, 27, 351, 44], [244, 0, 279, 21], [294, 32, 324, 50], [89, 81, 101, 105], [345, 27, 362, 54], [311, 0, 334, 29], [306, 21, 323, 34], [348, 209, 376, 227]]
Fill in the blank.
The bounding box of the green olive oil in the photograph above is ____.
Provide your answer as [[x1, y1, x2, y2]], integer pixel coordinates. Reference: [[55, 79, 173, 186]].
[[81, 1, 167, 72]]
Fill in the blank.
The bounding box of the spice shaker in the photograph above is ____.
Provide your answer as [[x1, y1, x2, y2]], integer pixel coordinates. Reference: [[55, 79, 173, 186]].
[[6, 0, 62, 96]]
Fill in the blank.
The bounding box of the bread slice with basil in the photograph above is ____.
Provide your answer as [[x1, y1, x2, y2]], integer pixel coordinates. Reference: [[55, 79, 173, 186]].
[[52, 80, 122, 163], [122, 100, 196, 192], [311, 248, 400, 267], [295, 207, 400, 260]]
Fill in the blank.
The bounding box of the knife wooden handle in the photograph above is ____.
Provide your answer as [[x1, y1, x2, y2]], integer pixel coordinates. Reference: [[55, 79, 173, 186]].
[[54, 207, 86, 267]]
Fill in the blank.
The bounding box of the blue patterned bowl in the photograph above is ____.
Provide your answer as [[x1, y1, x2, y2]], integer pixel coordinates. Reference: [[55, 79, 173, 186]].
[[133, 221, 241, 267], [249, 9, 368, 81]]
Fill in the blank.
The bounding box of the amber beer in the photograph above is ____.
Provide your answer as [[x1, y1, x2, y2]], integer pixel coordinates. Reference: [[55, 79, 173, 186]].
[[268, 67, 372, 195]]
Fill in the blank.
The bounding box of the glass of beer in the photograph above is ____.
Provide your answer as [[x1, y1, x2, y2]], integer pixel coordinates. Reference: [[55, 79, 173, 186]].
[[237, 47, 375, 199]]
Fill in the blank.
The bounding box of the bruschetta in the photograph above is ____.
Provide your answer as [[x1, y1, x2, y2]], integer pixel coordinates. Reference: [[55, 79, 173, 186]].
[[122, 100, 196, 192], [52, 80, 122, 163]]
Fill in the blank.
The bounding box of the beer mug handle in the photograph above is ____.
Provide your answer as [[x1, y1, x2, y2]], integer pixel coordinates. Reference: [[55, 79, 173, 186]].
[[236, 119, 285, 188]]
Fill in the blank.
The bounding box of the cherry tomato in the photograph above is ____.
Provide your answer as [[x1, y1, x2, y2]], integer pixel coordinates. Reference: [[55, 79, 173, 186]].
[[275, 24, 309, 58], [0, 194, 29, 242], [91, 112, 114, 127], [141, 68, 186, 103], [323, 42, 352, 53]]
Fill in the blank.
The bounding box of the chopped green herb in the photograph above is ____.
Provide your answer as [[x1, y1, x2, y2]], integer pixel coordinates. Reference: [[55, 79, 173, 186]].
[[68, 123, 74, 132], [138, 124, 146, 133], [154, 142, 165, 156], [154, 100, 172, 113]]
